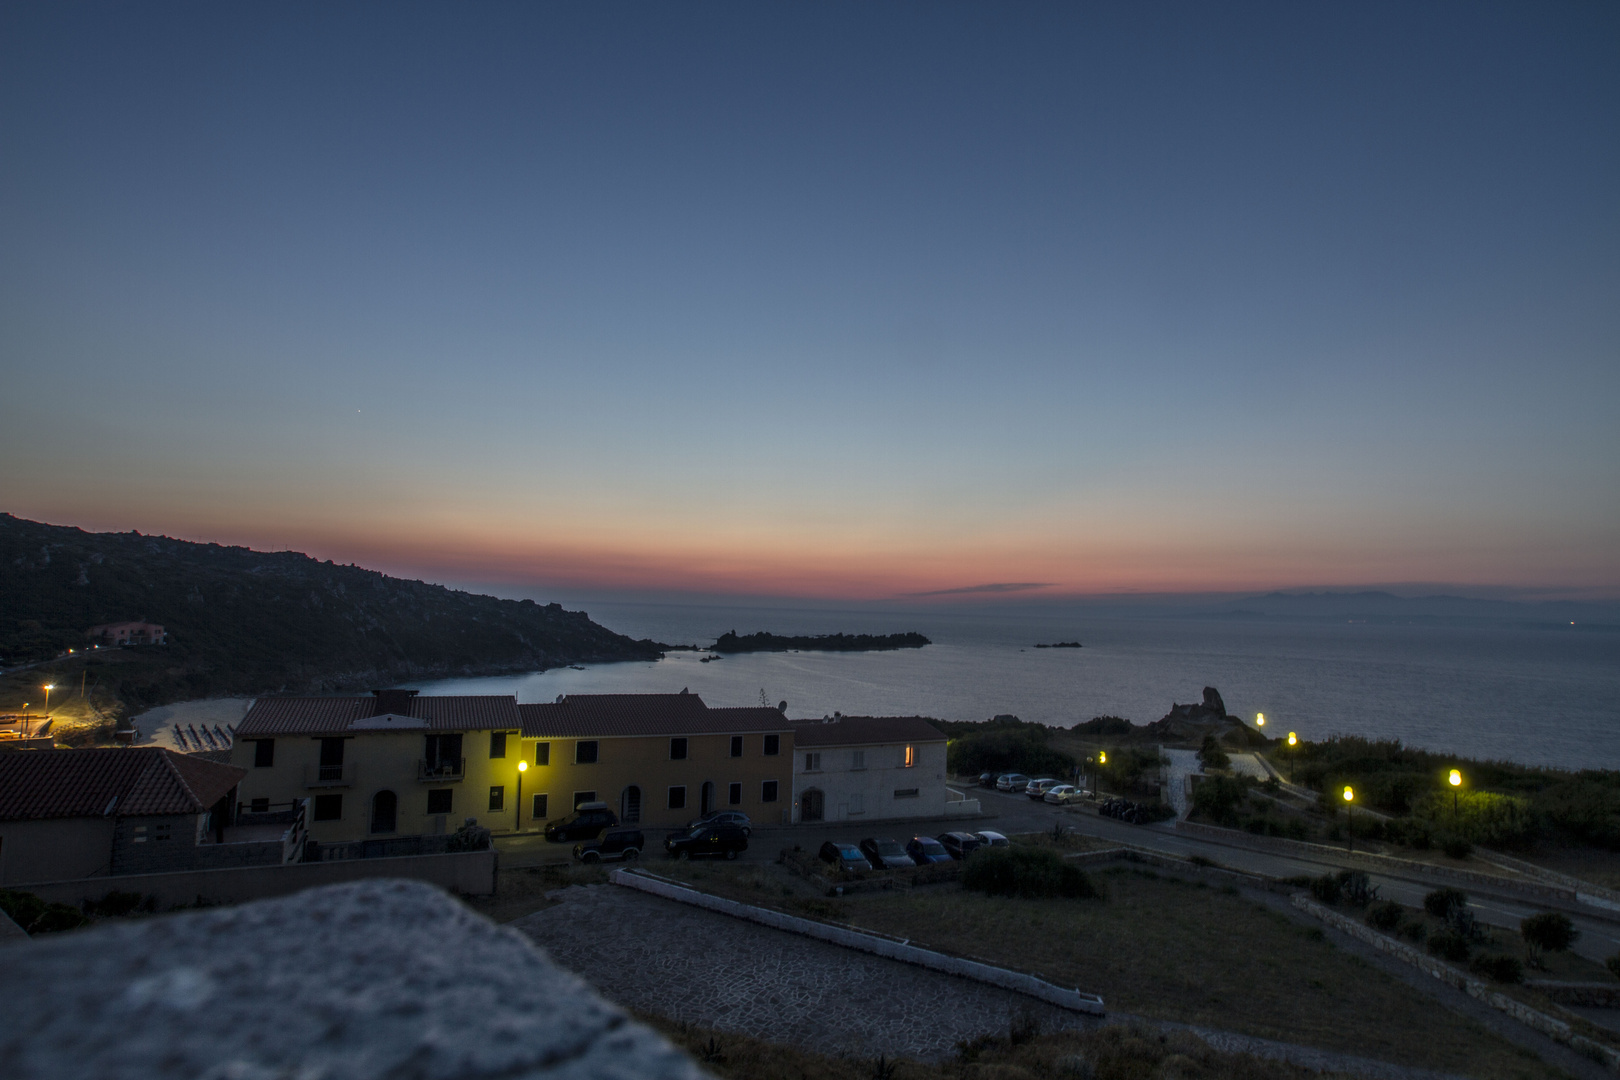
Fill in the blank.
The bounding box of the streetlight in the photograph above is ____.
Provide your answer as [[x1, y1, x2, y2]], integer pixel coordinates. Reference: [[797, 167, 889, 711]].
[[1343, 786, 1355, 854], [516, 759, 528, 833], [1449, 769, 1462, 823], [43, 684, 54, 721], [1287, 732, 1297, 782], [1255, 712, 1265, 729]]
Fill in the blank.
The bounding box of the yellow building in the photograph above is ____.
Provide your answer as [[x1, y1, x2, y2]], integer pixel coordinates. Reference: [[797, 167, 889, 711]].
[[231, 689, 796, 843]]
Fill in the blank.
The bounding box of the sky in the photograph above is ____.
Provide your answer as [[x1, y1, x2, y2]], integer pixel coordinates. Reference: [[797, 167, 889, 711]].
[[2, 2, 1617, 603]]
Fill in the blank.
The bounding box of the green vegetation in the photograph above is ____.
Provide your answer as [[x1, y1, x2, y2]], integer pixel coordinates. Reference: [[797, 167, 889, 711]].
[[1197, 732, 1230, 770], [0, 888, 89, 935], [710, 630, 930, 653], [944, 715, 1076, 778], [0, 514, 661, 720], [1519, 912, 1579, 969], [960, 845, 1097, 899]]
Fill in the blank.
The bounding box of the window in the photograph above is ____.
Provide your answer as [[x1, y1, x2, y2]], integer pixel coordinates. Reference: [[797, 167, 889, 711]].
[[249, 797, 269, 814], [576, 740, 598, 764], [425, 733, 463, 775], [488, 785, 505, 812], [427, 789, 453, 815], [852, 749, 865, 769], [728, 782, 742, 806], [253, 739, 275, 767], [670, 737, 688, 760], [313, 794, 343, 821], [371, 791, 397, 834], [532, 793, 548, 819], [903, 744, 915, 768], [730, 735, 743, 757], [668, 786, 687, 810], [621, 786, 641, 823], [804, 752, 821, 771], [318, 738, 346, 781], [894, 788, 920, 799], [490, 731, 508, 759], [763, 734, 780, 756], [761, 780, 779, 803], [572, 791, 596, 809], [132, 825, 148, 843], [535, 742, 550, 766]]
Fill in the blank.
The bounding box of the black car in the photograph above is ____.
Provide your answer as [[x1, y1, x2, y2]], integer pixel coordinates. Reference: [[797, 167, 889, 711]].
[[544, 801, 619, 843], [685, 810, 752, 836], [665, 823, 748, 860], [936, 831, 982, 860], [572, 828, 644, 863], [859, 837, 917, 869]]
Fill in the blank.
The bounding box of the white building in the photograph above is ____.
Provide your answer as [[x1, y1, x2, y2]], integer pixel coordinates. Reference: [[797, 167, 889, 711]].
[[789, 716, 947, 824]]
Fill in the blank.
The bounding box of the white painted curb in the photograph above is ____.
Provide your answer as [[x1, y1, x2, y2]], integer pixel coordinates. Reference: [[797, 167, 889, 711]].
[[611, 868, 1106, 1016]]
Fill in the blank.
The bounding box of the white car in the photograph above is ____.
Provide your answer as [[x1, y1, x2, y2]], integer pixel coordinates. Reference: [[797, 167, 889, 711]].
[[996, 773, 1031, 792], [1043, 784, 1082, 805], [976, 830, 1010, 847]]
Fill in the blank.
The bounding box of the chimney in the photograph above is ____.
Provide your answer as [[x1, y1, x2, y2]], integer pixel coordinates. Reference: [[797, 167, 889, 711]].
[[372, 688, 420, 716]]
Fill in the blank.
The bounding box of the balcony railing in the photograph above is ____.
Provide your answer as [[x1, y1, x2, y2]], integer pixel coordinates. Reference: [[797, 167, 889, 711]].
[[303, 762, 356, 788], [417, 757, 466, 782]]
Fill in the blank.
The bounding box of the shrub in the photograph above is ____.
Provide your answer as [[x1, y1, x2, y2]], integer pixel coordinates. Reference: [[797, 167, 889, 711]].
[[962, 845, 1097, 900], [1198, 734, 1230, 771], [0, 889, 88, 935], [1400, 922, 1427, 944], [1383, 817, 1433, 850], [1366, 900, 1403, 931], [948, 727, 1076, 779], [1336, 870, 1378, 907], [82, 890, 152, 918], [1192, 775, 1250, 827], [1424, 888, 1469, 920], [1470, 954, 1525, 983], [1440, 836, 1473, 860], [1414, 790, 1533, 848], [1309, 874, 1342, 905], [1521, 912, 1579, 968], [1428, 931, 1471, 963]]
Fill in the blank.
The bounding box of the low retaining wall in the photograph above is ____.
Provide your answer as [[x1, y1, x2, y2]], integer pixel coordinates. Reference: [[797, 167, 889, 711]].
[[1176, 821, 1577, 902], [1479, 853, 1620, 909], [612, 868, 1105, 1015], [14, 850, 498, 909], [1529, 983, 1620, 1008], [1292, 894, 1620, 1073]]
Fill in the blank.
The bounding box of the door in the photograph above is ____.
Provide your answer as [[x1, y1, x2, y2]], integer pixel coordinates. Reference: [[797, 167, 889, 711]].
[[801, 788, 824, 823], [700, 781, 715, 816], [621, 785, 641, 824], [371, 790, 397, 834]]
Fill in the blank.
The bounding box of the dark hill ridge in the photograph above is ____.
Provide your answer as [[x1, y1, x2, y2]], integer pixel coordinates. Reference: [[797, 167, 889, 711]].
[[711, 630, 930, 653], [0, 514, 661, 705]]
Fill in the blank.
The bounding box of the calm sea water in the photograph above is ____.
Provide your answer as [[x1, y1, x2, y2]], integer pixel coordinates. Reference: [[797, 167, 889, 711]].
[[410, 602, 1620, 771]]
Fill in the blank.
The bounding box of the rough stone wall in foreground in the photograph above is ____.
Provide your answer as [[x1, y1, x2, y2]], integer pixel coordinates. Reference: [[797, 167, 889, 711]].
[[0, 878, 710, 1080]]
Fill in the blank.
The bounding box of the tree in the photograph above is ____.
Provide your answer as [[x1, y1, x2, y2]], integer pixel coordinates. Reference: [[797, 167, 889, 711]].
[[1520, 912, 1579, 969], [1197, 734, 1230, 771]]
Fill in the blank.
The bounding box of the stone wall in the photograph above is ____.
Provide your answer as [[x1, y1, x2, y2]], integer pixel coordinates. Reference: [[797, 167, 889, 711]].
[[0, 879, 709, 1080]]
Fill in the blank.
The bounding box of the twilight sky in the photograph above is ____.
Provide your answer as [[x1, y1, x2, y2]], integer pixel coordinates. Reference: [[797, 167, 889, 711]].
[[2, 3, 1617, 601]]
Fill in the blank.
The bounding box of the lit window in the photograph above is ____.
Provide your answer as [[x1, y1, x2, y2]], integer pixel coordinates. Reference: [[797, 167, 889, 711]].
[[904, 745, 915, 768]]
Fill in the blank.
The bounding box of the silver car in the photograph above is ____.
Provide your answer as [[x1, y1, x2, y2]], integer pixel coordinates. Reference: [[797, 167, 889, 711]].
[[1043, 784, 1082, 805], [995, 773, 1030, 792], [1024, 778, 1061, 799]]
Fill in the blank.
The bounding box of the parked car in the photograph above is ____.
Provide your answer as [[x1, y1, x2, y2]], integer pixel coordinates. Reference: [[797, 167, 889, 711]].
[[1043, 784, 1083, 805], [685, 810, 752, 836], [572, 828, 644, 863], [859, 837, 916, 869], [905, 835, 952, 864], [819, 840, 873, 871], [1024, 778, 1061, 799], [975, 831, 1010, 849], [544, 801, 619, 842], [665, 823, 748, 859], [995, 773, 1031, 792], [936, 831, 982, 860]]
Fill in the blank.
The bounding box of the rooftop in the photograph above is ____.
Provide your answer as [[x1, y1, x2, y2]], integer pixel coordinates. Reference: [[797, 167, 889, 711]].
[[789, 715, 947, 747], [237, 691, 522, 737], [520, 694, 793, 738], [0, 747, 246, 821]]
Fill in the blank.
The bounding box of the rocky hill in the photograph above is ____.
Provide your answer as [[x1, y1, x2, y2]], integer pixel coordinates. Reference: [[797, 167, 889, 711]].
[[0, 514, 661, 709]]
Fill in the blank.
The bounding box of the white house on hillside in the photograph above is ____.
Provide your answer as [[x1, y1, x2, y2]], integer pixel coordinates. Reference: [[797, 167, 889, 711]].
[[789, 716, 947, 824]]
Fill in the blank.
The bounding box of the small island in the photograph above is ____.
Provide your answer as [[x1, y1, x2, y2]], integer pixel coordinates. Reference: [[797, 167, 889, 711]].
[[710, 630, 931, 653], [1035, 641, 1083, 648]]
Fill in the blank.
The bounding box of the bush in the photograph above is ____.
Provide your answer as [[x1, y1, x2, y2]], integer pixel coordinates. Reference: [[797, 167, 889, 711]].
[[1336, 870, 1378, 907], [82, 890, 153, 918], [1440, 836, 1473, 860], [962, 845, 1097, 900], [1383, 817, 1433, 850], [1366, 900, 1403, 931], [1424, 888, 1469, 920], [1309, 874, 1342, 905], [0, 889, 88, 935], [1470, 954, 1525, 983], [1414, 790, 1533, 848], [1428, 931, 1471, 963], [949, 727, 1076, 779], [1400, 922, 1427, 944], [1521, 912, 1579, 968], [1192, 775, 1250, 827], [1198, 734, 1230, 771]]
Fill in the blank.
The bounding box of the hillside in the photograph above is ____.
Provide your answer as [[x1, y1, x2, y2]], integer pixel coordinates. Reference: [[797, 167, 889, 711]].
[[0, 514, 662, 714]]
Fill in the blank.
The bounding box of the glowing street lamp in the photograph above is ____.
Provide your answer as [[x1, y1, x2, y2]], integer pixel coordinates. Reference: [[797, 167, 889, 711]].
[[1255, 712, 1265, 728], [1286, 731, 1298, 782], [516, 759, 528, 833], [42, 685, 54, 721], [1449, 768, 1462, 822], [1343, 786, 1355, 853]]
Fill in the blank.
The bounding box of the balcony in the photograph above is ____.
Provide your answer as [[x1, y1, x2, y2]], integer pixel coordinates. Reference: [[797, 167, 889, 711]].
[[417, 757, 466, 783], [303, 762, 356, 788]]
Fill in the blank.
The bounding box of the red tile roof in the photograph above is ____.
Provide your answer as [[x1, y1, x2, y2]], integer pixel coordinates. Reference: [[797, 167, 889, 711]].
[[0, 748, 246, 821], [789, 716, 946, 747], [236, 694, 521, 736], [519, 694, 794, 739]]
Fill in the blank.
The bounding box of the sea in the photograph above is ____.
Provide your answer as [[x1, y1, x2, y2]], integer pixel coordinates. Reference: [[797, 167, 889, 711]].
[[409, 601, 1620, 772]]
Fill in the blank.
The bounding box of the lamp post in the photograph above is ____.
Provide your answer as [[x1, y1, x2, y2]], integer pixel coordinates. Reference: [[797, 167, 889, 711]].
[[1343, 786, 1355, 853], [516, 759, 528, 833], [1255, 712, 1265, 730], [1287, 732, 1297, 783], [1449, 769, 1462, 823], [42, 684, 54, 721]]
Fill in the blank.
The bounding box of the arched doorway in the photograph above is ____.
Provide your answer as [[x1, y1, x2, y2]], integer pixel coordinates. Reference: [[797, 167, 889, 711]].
[[801, 788, 824, 823], [621, 785, 642, 824], [701, 781, 715, 816], [371, 790, 397, 834]]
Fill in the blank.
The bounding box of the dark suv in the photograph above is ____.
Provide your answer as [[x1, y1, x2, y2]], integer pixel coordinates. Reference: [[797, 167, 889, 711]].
[[685, 810, 752, 836], [665, 823, 748, 860], [545, 802, 619, 843], [573, 828, 644, 863]]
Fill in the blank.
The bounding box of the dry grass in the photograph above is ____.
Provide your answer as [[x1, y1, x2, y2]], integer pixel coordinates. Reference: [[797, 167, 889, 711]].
[[645, 1012, 1365, 1080]]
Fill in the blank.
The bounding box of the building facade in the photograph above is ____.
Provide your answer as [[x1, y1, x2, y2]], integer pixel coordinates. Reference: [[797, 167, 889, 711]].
[[789, 716, 948, 824], [85, 621, 167, 646]]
